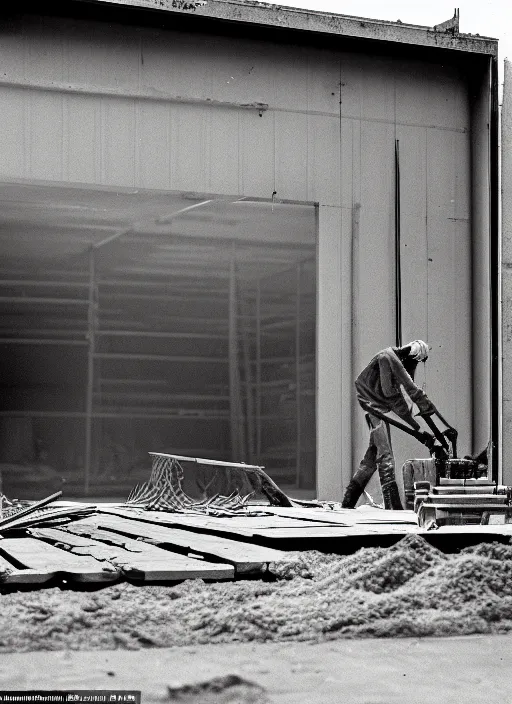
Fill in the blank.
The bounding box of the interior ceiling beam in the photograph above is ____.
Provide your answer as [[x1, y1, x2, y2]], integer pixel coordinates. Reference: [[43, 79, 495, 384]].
[[95, 391, 230, 403], [0, 269, 89, 280], [96, 330, 226, 340], [92, 200, 213, 251], [0, 279, 88, 288], [94, 352, 229, 363], [100, 378, 172, 386], [97, 291, 229, 304], [106, 267, 231, 280], [0, 329, 87, 337], [97, 315, 230, 327], [0, 338, 88, 346], [97, 276, 229, 286], [0, 296, 88, 306], [122, 235, 315, 251], [0, 317, 89, 329]]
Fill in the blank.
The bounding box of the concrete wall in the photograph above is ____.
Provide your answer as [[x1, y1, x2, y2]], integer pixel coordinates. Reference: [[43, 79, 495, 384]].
[[0, 12, 480, 498]]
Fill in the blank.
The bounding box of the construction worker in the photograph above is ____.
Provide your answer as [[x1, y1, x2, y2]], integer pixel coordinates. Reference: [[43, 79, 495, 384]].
[[342, 340, 435, 510]]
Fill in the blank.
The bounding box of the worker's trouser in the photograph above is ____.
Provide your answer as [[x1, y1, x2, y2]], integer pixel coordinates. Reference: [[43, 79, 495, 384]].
[[341, 413, 403, 510]]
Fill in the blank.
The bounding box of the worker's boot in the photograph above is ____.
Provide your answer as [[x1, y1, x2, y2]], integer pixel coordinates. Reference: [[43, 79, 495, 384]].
[[378, 463, 403, 511], [380, 480, 403, 510], [341, 479, 365, 508], [371, 418, 403, 510], [342, 443, 377, 508]]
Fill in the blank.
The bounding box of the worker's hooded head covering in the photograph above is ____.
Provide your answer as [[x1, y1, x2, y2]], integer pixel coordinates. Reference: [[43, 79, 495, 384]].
[[394, 340, 429, 379], [408, 339, 429, 362]]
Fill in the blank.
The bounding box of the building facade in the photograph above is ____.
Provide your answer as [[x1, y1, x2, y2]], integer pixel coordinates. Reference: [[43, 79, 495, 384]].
[[0, 1, 499, 499]]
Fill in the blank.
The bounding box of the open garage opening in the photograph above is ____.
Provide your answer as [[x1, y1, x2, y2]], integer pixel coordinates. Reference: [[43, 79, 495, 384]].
[[0, 181, 317, 501]]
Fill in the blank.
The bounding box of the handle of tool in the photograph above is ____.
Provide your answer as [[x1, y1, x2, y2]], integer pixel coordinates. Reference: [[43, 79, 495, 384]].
[[417, 406, 458, 458], [448, 433, 458, 459], [432, 408, 456, 432], [421, 414, 450, 452], [359, 404, 426, 443]]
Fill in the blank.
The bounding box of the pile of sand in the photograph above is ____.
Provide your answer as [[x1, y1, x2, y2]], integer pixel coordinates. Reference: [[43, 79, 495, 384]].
[[2, 534, 512, 652]]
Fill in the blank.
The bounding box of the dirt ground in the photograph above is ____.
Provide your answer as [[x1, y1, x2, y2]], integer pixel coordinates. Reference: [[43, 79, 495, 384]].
[[3, 533, 512, 701], [2, 635, 512, 703]]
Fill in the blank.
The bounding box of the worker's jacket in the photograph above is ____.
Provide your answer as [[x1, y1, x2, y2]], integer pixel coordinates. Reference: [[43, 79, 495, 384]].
[[355, 347, 434, 427]]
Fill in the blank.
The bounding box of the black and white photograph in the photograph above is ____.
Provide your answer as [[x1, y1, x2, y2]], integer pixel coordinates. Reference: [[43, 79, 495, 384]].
[[0, 0, 509, 701]]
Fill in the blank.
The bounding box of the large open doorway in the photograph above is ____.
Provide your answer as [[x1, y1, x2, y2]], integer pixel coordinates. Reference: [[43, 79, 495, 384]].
[[0, 181, 317, 499]]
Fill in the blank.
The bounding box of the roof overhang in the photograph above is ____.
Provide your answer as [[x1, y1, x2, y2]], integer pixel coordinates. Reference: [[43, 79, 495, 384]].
[[83, 0, 498, 56]]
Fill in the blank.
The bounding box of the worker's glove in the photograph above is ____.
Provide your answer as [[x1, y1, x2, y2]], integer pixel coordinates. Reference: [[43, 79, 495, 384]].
[[418, 431, 436, 451], [443, 427, 458, 443]]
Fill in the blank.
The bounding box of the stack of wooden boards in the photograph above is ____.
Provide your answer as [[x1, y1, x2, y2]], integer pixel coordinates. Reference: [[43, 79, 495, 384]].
[[4, 502, 512, 588], [0, 503, 423, 587]]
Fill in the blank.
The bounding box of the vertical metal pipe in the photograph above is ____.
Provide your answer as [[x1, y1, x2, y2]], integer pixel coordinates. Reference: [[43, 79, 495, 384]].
[[84, 246, 96, 496], [241, 293, 255, 463], [395, 139, 402, 348], [501, 59, 512, 484], [489, 56, 500, 483], [228, 242, 240, 461], [471, 59, 493, 471], [256, 278, 262, 462], [295, 262, 302, 488]]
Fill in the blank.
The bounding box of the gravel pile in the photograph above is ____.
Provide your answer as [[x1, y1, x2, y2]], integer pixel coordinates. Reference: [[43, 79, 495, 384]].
[[2, 534, 512, 652]]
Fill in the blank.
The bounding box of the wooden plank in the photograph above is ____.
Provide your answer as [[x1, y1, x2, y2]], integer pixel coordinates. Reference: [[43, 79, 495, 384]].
[[245, 527, 386, 539], [97, 507, 278, 538], [262, 506, 418, 526], [192, 516, 337, 529], [0, 538, 119, 583], [94, 510, 419, 541], [424, 525, 512, 536], [148, 453, 264, 470], [258, 506, 362, 524], [63, 516, 287, 573], [0, 491, 63, 530], [246, 525, 418, 540], [99, 506, 340, 531], [0, 552, 55, 585], [94, 508, 399, 542], [94, 511, 400, 540], [102, 507, 417, 538], [251, 527, 354, 539], [32, 527, 234, 581], [29, 527, 128, 562]]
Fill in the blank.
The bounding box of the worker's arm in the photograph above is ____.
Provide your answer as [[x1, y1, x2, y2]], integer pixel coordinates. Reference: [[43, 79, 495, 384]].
[[385, 353, 436, 415], [359, 401, 436, 450], [378, 354, 433, 429]]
